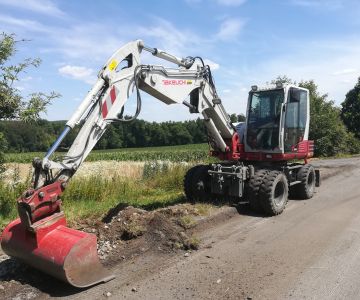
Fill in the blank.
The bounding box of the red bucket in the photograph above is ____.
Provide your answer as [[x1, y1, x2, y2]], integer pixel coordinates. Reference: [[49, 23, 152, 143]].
[[1, 212, 115, 288]]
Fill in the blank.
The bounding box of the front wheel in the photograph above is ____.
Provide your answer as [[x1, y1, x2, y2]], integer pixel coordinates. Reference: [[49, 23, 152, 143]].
[[291, 164, 315, 199], [260, 170, 288, 216], [183, 165, 210, 203], [246, 169, 269, 213]]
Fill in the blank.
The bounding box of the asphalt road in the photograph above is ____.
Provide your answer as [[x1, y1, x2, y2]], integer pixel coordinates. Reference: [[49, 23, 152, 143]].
[[62, 157, 360, 300]]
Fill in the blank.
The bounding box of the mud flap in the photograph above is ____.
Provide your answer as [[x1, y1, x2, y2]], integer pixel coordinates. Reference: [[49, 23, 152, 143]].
[[0, 213, 115, 288]]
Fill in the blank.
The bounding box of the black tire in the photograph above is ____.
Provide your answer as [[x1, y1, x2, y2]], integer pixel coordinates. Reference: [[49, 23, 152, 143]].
[[291, 164, 315, 199], [192, 165, 211, 202], [260, 170, 288, 216], [184, 165, 201, 202], [183, 165, 210, 203], [246, 169, 269, 213]]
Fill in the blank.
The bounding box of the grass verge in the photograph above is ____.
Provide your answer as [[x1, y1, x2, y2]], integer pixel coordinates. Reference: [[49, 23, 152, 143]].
[[0, 163, 191, 230]]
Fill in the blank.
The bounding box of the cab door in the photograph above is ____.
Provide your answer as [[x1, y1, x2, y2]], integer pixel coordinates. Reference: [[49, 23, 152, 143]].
[[283, 88, 308, 153]]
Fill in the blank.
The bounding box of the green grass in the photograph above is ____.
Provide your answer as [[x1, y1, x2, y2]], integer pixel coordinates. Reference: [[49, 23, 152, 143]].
[[0, 163, 192, 229], [62, 163, 191, 225], [0, 181, 29, 229], [178, 215, 197, 229], [0, 144, 213, 229], [4, 143, 211, 163]]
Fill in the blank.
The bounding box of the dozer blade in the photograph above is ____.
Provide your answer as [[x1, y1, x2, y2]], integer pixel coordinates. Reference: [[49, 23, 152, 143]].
[[0, 212, 115, 288]]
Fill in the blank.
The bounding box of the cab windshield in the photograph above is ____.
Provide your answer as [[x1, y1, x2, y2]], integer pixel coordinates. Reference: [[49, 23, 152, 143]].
[[246, 89, 284, 151]]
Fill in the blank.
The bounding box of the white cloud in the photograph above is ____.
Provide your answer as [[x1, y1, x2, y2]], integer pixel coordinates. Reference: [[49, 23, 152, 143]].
[[0, 18, 121, 62], [234, 37, 360, 104], [185, 0, 246, 6], [14, 85, 25, 91], [42, 17, 202, 65], [184, 0, 202, 4], [136, 17, 205, 57], [39, 22, 126, 63], [290, 0, 344, 10], [216, 0, 247, 6], [204, 59, 220, 70], [21, 76, 33, 82], [216, 18, 245, 41], [1, 14, 218, 69], [58, 65, 96, 84], [0, 14, 50, 32], [0, 12, 246, 120], [332, 68, 357, 76], [0, 0, 65, 17], [340, 79, 352, 84]]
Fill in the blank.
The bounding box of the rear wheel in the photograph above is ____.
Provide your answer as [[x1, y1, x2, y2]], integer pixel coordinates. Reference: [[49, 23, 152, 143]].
[[260, 170, 288, 216], [291, 164, 315, 199]]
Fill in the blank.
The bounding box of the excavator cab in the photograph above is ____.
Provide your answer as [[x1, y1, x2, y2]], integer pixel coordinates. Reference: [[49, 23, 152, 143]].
[[244, 84, 310, 158]]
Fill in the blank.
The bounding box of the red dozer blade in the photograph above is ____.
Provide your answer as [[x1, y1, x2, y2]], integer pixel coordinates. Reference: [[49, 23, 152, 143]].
[[0, 182, 115, 288]]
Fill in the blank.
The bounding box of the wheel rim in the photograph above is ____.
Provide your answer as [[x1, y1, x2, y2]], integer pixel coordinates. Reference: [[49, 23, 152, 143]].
[[274, 180, 286, 207]]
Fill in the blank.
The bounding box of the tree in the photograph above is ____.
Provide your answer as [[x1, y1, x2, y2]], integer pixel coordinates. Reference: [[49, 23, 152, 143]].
[[237, 113, 246, 122], [270, 75, 293, 86], [0, 33, 59, 121], [229, 113, 238, 123], [0, 33, 59, 171], [271, 76, 360, 156], [299, 80, 360, 156], [341, 77, 360, 139]]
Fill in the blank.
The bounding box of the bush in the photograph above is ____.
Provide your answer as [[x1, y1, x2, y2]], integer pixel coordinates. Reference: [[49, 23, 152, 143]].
[[143, 161, 170, 179]]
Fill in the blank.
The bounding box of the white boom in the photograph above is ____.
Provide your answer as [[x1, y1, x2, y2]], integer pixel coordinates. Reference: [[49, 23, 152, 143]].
[[35, 40, 235, 188]]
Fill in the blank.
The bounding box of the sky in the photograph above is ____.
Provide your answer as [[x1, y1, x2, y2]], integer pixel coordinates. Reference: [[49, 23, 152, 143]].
[[1, 0, 360, 122]]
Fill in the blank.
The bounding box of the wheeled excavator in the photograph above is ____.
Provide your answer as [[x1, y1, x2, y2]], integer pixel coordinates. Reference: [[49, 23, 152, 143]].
[[0, 40, 320, 287]]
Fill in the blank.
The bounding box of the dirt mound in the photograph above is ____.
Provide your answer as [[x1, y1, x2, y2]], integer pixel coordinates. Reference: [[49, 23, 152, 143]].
[[75, 204, 212, 264]]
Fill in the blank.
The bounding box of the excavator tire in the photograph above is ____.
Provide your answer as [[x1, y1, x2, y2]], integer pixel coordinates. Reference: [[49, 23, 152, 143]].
[[184, 165, 210, 203], [259, 170, 288, 216], [184, 165, 200, 202], [290, 164, 315, 199], [192, 165, 211, 202], [246, 169, 269, 213]]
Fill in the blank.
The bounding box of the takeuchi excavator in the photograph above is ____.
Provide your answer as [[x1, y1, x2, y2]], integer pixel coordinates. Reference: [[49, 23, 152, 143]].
[[1, 40, 320, 287]]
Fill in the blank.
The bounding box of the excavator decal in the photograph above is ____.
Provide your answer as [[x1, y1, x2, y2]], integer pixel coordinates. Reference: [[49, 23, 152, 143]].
[[102, 85, 117, 118], [162, 79, 188, 85], [108, 59, 118, 71]]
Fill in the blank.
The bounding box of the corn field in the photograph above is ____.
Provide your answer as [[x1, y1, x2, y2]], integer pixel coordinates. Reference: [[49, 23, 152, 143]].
[[4, 143, 211, 163]]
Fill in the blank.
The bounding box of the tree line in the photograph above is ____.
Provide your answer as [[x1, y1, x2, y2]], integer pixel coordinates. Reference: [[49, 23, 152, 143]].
[[0, 118, 211, 152]]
